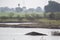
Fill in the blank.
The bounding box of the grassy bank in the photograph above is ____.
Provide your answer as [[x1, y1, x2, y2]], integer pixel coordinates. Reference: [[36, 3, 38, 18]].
[[0, 12, 60, 29], [0, 20, 60, 29], [0, 19, 60, 29]]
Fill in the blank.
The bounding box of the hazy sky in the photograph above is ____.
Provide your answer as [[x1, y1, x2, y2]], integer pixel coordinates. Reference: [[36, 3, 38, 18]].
[[0, 0, 60, 9]]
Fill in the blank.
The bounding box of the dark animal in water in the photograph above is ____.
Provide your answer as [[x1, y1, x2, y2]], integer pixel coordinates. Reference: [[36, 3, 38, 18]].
[[25, 32, 47, 36]]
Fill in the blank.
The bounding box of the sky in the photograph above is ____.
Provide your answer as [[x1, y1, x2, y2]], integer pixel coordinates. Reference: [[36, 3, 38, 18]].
[[0, 0, 60, 10]]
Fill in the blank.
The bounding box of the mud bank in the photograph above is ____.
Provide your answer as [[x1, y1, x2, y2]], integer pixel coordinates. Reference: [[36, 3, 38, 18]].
[[0, 22, 60, 29]]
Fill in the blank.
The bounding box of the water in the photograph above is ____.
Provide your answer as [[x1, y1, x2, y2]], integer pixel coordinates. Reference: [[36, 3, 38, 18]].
[[0, 28, 60, 40], [0, 23, 36, 25]]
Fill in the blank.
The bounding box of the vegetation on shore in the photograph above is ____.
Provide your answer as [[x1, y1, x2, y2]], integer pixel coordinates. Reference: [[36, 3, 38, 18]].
[[0, 12, 44, 22], [0, 12, 60, 29]]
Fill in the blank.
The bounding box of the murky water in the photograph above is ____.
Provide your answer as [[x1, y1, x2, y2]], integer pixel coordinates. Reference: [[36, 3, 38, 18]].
[[0, 28, 60, 40]]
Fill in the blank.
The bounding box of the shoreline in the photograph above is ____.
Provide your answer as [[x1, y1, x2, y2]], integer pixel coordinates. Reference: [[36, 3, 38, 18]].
[[0, 22, 60, 29]]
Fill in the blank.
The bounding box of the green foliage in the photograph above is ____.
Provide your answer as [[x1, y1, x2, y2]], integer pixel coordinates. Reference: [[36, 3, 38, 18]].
[[45, 12, 60, 20], [24, 14, 35, 20], [9, 12, 14, 18], [16, 15, 24, 20], [55, 12, 60, 20], [0, 12, 60, 22], [49, 12, 55, 20]]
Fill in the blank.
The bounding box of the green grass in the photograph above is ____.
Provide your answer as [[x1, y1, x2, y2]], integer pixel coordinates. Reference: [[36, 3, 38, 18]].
[[38, 19, 60, 25]]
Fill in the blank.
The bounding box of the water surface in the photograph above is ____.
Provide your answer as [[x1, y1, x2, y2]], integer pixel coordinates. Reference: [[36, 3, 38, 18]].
[[0, 28, 60, 40]]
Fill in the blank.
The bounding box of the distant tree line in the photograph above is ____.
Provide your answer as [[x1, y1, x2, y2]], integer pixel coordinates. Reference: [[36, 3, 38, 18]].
[[0, 6, 42, 12]]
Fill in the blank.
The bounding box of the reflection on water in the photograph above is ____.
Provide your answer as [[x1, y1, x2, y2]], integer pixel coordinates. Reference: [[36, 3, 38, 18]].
[[0, 28, 60, 40]]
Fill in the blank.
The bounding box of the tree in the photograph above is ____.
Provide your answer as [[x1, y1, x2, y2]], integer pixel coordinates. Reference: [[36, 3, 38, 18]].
[[15, 7, 23, 12], [25, 14, 35, 21], [16, 15, 23, 21], [0, 16, 8, 22], [55, 12, 60, 20], [44, 1, 60, 12], [27, 8, 35, 12], [35, 7, 42, 12], [49, 12, 55, 20], [9, 12, 14, 18]]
